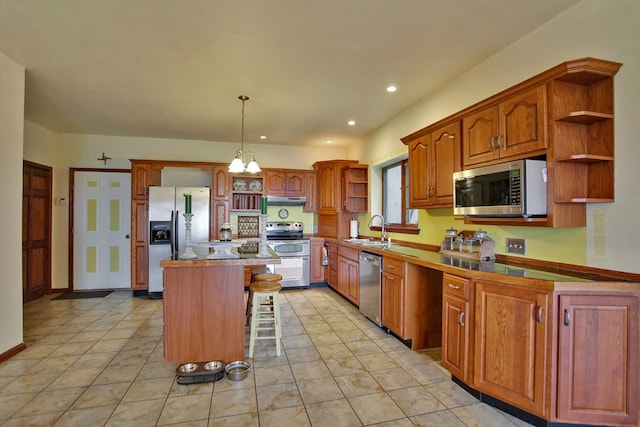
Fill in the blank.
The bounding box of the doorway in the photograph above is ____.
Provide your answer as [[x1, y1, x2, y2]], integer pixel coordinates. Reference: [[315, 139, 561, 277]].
[[71, 169, 131, 290], [22, 161, 52, 302]]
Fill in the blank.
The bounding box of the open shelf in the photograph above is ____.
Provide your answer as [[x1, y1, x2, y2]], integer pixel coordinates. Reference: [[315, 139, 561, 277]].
[[556, 111, 613, 124], [555, 154, 614, 163]]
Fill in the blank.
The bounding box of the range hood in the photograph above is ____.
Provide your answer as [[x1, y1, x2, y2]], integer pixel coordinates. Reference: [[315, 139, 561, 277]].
[[266, 195, 307, 206]]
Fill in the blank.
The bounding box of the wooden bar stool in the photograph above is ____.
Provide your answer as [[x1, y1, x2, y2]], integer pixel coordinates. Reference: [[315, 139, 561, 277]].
[[248, 278, 282, 358], [246, 272, 281, 326]]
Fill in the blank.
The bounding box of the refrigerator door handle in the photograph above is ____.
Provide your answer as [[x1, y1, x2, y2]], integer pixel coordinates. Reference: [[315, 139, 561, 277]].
[[174, 210, 180, 254]]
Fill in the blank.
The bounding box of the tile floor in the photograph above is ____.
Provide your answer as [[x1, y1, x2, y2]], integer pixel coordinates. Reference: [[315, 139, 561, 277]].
[[0, 287, 535, 426]]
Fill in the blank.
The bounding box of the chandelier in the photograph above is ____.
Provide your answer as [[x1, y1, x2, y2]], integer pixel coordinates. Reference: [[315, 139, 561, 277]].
[[228, 95, 261, 174]]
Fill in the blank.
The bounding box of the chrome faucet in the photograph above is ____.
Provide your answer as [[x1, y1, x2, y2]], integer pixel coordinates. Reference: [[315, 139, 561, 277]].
[[368, 214, 387, 242]]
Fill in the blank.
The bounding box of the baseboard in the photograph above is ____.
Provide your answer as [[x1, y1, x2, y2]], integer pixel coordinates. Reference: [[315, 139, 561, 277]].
[[0, 342, 26, 363]]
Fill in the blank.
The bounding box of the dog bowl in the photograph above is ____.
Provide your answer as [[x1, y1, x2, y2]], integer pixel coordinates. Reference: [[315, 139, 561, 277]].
[[224, 360, 251, 381], [204, 361, 224, 372], [176, 362, 198, 374]]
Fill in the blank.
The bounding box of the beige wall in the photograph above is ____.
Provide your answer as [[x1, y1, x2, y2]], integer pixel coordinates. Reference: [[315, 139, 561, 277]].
[[0, 51, 25, 354], [350, 0, 640, 274]]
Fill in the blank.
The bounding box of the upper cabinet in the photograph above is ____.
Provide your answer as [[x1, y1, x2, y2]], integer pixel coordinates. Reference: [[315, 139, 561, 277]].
[[406, 121, 461, 208], [402, 57, 622, 227], [462, 86, 547, 168], [342, 164, 368, 213], [263, 169, 305, 197]]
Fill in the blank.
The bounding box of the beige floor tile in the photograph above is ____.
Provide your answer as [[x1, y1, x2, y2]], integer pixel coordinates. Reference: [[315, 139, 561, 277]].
[[46, 367, 103, 390], [306, 399, 362, 427], [290, 360, 332, 381], [410, 409, 467, 427], [254, 363, 294, 386], [348, 392, 406, 425], [70, 352, 116, 370], [335, 328, 371, 343], [256, 382, 303, 411], [92, 363, 142, 385], [303, 322, 333, 334], [52, 405, 116, 427], [2, 411, 63, 427], [258, 405, 310, 427], [426, 381, 479, 408], [284, 346, 322, 364], [208, 412, 259, 427], [105, 398, 164, 426], [324, 356, 366, 376], [1, 371, 61, 395], [0, 359, 40, 378], [297, 376, 344, 404], [334, 372, 384, 397], [15, 387, 84, 417], [370, 367, 421, 391], [402, 361, 450, 385], [356, 352, 399, 372], [71, 382, 130, 409], [156, 393, 211, 425], [122, 377, 174, 402], [210, 387, 257, 418], [451, 402, 517, 427], [0, 392, 35, 420], [315, 343, 354, 360], [281, 334, 314, 349], [388, 385, 446, 416]]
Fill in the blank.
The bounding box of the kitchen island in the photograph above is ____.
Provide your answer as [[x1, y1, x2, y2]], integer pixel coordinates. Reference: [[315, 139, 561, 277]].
[[160, 249, 279, 365]]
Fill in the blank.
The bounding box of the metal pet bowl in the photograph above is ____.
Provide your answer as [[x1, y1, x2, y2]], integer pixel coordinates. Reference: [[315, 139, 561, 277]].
[[176, 362, 199, 374], [204, 361, 224, 372], [224, 360, 251, 381]]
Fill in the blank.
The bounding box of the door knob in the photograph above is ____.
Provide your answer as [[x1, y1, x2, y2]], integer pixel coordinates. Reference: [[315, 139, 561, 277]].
[[125, 234, 130, 239]]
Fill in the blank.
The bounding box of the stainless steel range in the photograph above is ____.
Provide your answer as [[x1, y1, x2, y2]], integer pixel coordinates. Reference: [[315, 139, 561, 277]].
[[265, 221, 310, 288]]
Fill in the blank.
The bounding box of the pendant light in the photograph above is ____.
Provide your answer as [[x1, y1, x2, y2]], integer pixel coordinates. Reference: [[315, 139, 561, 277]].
[[228, 95, 261, 174]]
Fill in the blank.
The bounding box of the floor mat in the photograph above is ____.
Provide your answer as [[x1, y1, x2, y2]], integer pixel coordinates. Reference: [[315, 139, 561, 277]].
[[52, 290, 113, 300]]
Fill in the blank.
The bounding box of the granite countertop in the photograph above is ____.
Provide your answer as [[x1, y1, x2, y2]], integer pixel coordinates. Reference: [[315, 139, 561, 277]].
[[160, 241, 280, 268]]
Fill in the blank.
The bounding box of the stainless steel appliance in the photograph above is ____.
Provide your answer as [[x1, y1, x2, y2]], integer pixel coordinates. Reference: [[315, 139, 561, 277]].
[[148, 186, 210, 297], [453, 159, 547, 217], [359, 251, 382, 327], [265, 221, 310, 288]]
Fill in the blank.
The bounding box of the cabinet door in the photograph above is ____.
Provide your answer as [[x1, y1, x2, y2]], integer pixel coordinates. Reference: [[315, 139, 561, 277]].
[[317, 164, 338, 211], [498, 86, 547, 159], [337, 256, 350, 297], [212, 165, 230, 199], [432, 121, 461, 207], [304, 171, 317, 212], [442, 294, 469, 381], [285, 172, 305, 196], [474, 281, 549, 416], [131, 200, 148, 290], [309, 239, 325, 283], [408, 136, 432, 207], [381, 271, 404, 336], [264, 170, 286, 195], [346, 259, 359, 305], [463, 106, 499, 167], [132, 162, 151, 199], [557, 294, 639, 426]]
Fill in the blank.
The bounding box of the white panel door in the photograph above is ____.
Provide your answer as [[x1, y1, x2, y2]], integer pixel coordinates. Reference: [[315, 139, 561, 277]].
[[73, 171, 131, 290]]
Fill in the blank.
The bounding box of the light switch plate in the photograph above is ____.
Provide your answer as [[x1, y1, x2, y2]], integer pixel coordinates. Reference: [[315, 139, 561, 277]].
[[506, 238, 526, 255]]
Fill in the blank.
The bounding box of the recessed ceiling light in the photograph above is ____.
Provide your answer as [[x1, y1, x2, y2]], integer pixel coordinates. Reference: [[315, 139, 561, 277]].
[[325, 140, 333, 144], [260, 135, 267, 140], [386, 85, 397, 93], [347, 120, 356, 126]]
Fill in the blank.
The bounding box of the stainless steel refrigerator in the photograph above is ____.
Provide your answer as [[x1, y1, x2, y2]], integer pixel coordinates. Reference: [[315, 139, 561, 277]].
[[148, 186, 210, 297]]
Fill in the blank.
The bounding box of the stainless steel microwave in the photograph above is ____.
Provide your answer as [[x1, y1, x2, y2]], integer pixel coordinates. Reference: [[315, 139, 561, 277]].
[[453, 159, 547, 217]]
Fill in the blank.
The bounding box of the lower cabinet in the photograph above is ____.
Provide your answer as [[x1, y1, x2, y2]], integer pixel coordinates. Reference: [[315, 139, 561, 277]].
[[326, 242, 338, 289], [337, 246, 359, 305], [381, 258, 442, 350], [441, 274, 471, 382], [556, 293, 639, 426], [441, 275, 640, 426], [309, 238, 325, 283], [474, 280, 549, 417]]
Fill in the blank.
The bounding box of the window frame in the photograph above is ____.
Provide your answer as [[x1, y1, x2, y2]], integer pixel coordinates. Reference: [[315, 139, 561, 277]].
[[376, 159, 419, 235]]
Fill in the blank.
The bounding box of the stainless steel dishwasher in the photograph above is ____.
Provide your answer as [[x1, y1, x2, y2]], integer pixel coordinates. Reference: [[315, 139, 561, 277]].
[[359, 251, 383, 327]]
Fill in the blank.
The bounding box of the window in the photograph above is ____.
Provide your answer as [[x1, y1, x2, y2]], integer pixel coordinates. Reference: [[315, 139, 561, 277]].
[[381, 160, 419, 234]]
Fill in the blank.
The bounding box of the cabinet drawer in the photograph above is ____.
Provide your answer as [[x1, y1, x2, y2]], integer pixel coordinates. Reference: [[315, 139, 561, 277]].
[[383, 257, 405, 276], [443, 273, 470, 299], [338, 245, 359, 262]]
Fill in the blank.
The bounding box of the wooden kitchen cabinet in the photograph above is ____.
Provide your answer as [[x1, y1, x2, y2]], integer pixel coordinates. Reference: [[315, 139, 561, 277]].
[[304, 171, 317, 212], [556, 293, 639, 426], [462, 86, 547, 168], [325, 242, 338, 289], [381, 258, 404, 336], [403, 57, 622, 228], [263, 169, 305, 197], [337, 245, 359, 305], [474, 280, 550, 417], [341, 164, 368, 212], [406, 121, 461, 208], [381, 257, 442, 349], [309, 237, 325, 283], [441, 274, 471, 382], [313, 160, 365, 238]]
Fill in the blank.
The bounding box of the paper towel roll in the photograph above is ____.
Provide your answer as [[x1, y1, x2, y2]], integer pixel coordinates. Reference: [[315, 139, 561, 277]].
[[350, 219, 359, 238]]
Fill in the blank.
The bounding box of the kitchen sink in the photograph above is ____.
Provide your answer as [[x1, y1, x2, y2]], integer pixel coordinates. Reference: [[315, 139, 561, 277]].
[[344, 238, 393, 247]]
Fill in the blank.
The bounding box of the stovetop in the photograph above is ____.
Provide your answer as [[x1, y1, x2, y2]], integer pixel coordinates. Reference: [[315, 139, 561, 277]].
[[265, 221, 305, 240]]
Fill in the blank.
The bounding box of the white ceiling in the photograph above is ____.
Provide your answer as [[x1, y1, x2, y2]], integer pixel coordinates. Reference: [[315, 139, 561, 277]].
[[0, 0, 580, 148]]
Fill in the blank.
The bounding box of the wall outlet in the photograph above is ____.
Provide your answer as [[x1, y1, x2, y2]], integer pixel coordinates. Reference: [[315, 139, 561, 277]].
[[506, 238, 526, 255]]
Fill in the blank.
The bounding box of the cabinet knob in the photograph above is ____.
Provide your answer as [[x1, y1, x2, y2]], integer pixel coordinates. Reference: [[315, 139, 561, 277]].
[[563, 308, 571, 326], [537, 306, 544, 323], [448, 283, 460, 290], [459, 312, 465, 327]]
